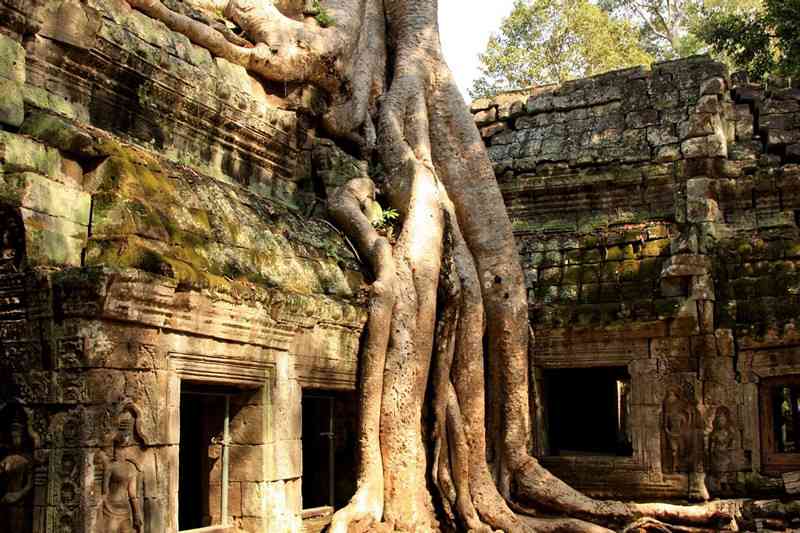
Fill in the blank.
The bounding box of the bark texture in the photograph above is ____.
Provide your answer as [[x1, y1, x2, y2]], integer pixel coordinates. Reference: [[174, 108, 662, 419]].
[[125, 0, 734, 530]]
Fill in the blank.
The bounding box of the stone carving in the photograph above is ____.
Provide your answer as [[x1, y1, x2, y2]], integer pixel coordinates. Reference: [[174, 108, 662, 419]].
[[95, 403, 151, 533], [663, 385, 695, 474], [662, 383, 709, 499], [707, 405, 737, 494], [0, 409, 34, 533], [40, 0, 102, 50], [0, 206, 25, 273], [709, 406, 735, 472]]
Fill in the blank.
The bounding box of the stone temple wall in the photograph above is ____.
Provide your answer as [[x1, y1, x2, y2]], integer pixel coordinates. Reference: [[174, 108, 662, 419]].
[[4, 0, 800, 531], [0, 1, 367, 532], [473, 57, 800, 504]]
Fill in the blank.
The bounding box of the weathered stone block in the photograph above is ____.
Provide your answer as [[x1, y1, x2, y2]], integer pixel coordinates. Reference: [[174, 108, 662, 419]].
[[767, 128, 800, 147], [681, 135, 727, 159], [0, 78, 23, 128], [647, 126, 679, 147], [20, 112, 98, 157], [473, 107, 496, 126], [20, 208, 87, 267], [0, 33, 25, 83], [626, 109, 659, 128], [642, 239, 670, 257], [497, 97, 525, 120], [230, 404, 267, 445], [209, 481, 243, 519], [480, 121, 507, 139], [21, 84, 82, 120], [0, 132, 64, 180], [242, 481, 266, 517], [470, 97, 492, 113], [223, 444, 268, 483], [660, 254, 711, 278], [275, 439, 302, 480], [651, 337, 690, 359], [2, 172, 91, 225], [787, 143, 800, 162], [700, 77, 726, 96], [686, 181, 722, 224]]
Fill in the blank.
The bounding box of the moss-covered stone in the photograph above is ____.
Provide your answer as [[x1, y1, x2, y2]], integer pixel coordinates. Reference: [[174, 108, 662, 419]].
[[0, 132, 64, 180], [0, 78, 23, 128], [538, 267, 562, 286], [0, 33, 25, 83], [642, 239, 670, 257], [1, 172, 91, 225], [583, 247, 603, 263], [20, 112, 98, 157], [80, 137, 363, 298], [21, 85, 83, 121], [606, 244, 635, 261], [21, 208, 87, 267], [562, 265, 582, 285]]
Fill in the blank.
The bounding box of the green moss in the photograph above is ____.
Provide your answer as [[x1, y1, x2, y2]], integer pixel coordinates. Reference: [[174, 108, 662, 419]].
[[785, 241, 800, 258], [20, 112, 96, 156], [606, 244, 635, 261], [0, 173, 24, 204]]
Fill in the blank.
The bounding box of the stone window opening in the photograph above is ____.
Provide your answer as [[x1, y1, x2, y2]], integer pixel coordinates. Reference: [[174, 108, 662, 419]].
[[760, 375, 800, 473], [301, 390, 358, 529], [179, 383, 241, 532], [542, 367, 633, 457]]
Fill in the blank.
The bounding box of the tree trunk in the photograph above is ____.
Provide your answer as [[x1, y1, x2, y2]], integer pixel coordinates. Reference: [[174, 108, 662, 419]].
[[124, 0, 734, 530]]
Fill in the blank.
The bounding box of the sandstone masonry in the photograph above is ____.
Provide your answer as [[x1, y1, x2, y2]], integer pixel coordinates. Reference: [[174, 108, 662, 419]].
[[474, 56, 800, 509], [0, 1, 366, 532]]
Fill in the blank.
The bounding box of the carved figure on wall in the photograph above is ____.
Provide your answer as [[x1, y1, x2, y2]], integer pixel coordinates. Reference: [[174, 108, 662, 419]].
[[708, 405, 737, 494], [96, 409, 144, 533], [0, 206, 25, 272], [709, 406, 735, 472], [663, 386, 692, 473], [0, 415, 33, 533], [662, 383, 709, 499]]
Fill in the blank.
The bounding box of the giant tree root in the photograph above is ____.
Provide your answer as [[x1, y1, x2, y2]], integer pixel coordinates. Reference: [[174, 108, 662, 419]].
[[125, 1, 737, 531]]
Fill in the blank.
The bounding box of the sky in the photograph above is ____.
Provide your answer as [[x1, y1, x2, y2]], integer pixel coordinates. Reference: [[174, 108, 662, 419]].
[[438, 0, 517, 102]]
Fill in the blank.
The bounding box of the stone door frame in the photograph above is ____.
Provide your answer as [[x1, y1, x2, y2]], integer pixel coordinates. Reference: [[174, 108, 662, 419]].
[[168, 350, 276, 533]]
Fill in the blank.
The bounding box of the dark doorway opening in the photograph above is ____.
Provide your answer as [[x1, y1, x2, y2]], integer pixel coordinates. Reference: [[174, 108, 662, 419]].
[[543, 366, 632, 456], [179, 383, 234, 530], [302, 390, 358, 510]]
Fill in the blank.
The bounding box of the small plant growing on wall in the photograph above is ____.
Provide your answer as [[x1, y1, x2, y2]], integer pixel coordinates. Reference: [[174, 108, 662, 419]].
[[312, 0, 335, 27]]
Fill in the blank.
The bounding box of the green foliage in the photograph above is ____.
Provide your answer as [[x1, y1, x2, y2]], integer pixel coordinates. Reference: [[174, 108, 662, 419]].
[[312, 0, 335, 27], [470, 0, 780, 98], [598, 0, 762, 59], [371, 206, 400, 242], [372, 207, 399, 229], [470, 0, 653, 98], [699, 0, 799, 80]]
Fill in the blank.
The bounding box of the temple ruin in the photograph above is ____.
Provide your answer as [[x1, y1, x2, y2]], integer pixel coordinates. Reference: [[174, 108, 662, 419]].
[[1, 1, 800, 532]]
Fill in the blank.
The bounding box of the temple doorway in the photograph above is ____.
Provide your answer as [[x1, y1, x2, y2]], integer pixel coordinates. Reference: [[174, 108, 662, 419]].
[[178, 383, 239, 531], [301, 390, 358, 511]]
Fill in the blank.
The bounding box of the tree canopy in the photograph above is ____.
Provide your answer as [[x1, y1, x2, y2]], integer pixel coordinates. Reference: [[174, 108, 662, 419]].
[[470, 0, 652, 98], [699, 0, 800, 81], [470, 0, 774, 99]]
